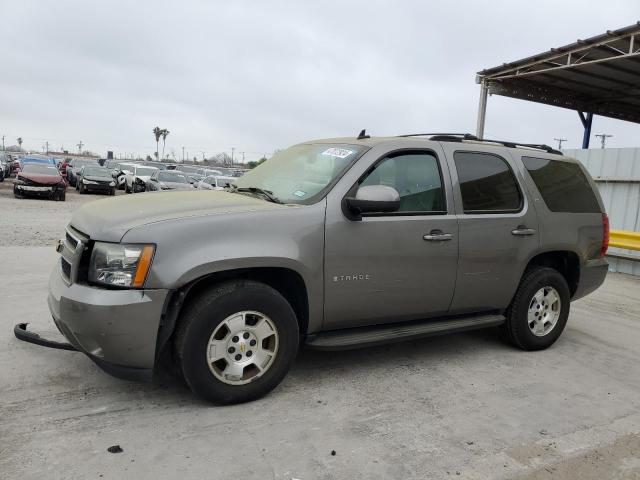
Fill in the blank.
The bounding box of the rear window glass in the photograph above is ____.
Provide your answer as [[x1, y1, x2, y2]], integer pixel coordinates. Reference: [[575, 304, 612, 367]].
[[454, 151, 522, 213], [522, 157, 601, 213]]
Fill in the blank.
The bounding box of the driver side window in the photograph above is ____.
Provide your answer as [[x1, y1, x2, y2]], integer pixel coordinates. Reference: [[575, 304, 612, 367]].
[[360, 151, 445, 214]]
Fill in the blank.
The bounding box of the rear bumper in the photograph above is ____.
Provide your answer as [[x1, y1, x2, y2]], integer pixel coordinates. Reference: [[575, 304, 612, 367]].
[[47, 263, 169, 381], [573, 257, 608, 301]]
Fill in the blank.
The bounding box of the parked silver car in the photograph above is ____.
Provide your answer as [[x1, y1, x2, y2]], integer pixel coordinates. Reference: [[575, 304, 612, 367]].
[[29, 133, 609, 404]]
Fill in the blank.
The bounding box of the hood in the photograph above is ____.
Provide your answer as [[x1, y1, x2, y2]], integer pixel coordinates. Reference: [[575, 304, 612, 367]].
[[84, 174, 114, 183], [70, 190, 287, 242], [19, 172, 62, 185], [136, 175, 152, 181]]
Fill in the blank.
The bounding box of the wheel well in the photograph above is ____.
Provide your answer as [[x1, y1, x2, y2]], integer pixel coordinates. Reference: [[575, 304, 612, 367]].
[[176, 267, 309, 336], [524, 251, 580, 297]]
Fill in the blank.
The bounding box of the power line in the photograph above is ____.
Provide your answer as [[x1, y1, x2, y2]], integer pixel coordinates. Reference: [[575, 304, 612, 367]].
[[594, 134, 612, 149], [553, 138, 567, 150]]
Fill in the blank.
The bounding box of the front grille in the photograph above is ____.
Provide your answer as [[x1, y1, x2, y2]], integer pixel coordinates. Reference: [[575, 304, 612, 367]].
[[65, 231, 78, 250], [61, 258, 72, 280], [58, 226, 89, 285]]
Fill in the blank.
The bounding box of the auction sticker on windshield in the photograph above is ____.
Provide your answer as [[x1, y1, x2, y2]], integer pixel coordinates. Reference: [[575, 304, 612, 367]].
[[322, 147, 354, 159]]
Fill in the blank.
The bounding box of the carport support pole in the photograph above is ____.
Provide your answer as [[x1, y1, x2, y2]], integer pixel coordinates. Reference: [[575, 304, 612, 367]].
[[475, 78, 489, 139], [578, 111, 593, 149]]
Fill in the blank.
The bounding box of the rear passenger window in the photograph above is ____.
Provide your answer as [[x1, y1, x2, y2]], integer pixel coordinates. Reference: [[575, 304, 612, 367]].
[[522, 157, 601, 213], [453, 151, 522, 213]]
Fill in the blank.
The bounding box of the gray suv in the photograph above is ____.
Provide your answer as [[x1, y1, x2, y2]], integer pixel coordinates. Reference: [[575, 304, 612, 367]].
[[37, 133, 609, 404]]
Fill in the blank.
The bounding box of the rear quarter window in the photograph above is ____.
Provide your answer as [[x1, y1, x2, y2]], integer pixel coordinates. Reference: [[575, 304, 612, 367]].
[[522, 157, 601, 213]]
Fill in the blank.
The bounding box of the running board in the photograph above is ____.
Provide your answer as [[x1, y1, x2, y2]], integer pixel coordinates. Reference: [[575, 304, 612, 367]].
[[305, 314, 505, 350]]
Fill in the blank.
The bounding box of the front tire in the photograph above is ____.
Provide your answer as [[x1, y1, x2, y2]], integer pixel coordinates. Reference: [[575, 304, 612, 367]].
[[503, 267, 570, 351], [174, 280, 299, 404]]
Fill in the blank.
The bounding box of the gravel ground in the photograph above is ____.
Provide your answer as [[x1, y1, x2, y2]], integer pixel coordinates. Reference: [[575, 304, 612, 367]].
[[1, 176, 639, 480], [0, 178, 123, 246]]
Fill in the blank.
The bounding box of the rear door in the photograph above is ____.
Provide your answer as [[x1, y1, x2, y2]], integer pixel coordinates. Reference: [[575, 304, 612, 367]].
[[440, 144, 540, 314]]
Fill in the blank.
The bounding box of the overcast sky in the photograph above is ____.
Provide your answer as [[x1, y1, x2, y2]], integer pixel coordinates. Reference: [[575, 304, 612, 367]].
[[1, 1, 638, 161]]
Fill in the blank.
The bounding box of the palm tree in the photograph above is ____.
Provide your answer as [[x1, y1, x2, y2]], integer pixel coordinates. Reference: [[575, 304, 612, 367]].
[[17, 137, 23, 151], [153, 127, 162, 160], [160, 129, 170, 160]]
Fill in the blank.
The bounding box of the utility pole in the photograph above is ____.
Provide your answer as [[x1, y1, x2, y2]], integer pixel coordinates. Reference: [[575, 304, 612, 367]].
[[1, 135, 5, 151], [45, 141, 49, 154], [595, 134, 612, 149], [240, 151, 245, 164], [554, 138, 567, 150], [200, 151, 205, 161], [231, 147, 235, 166], [77, 140, 84, 153], [182, 146, 185, 162]]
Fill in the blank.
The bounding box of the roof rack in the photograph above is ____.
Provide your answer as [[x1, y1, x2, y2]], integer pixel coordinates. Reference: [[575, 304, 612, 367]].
[[397, 133, 563, 155]]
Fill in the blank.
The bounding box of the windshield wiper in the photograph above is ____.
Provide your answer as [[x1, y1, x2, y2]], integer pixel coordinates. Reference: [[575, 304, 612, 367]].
[[232, 185, 282, 204]]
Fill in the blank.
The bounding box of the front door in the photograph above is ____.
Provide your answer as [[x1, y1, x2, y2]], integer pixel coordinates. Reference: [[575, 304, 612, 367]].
[[323, 148, 459, 330]]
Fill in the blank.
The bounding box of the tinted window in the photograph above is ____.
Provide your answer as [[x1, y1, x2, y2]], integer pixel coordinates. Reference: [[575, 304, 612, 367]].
[[522, 157, 601, 213], [360, 151, 445, 213], [454, 151, 521, 213]]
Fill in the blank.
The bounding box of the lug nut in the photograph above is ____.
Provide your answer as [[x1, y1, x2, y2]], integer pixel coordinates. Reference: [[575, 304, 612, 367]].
[[250, 339, 256, 346], [235, 354, 242, 361], [228, 347, 235, 354], [246, 351, 253, 357], [232, 336, 239, 343], [243, 332, 250, 339]]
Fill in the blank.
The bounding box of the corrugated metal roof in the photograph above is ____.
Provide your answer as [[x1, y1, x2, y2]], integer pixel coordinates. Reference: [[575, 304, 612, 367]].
[[477, 23, 640, 124]]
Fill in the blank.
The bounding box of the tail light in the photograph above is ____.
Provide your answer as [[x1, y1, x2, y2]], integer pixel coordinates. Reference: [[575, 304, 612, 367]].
[[599, 213, 609, 258]]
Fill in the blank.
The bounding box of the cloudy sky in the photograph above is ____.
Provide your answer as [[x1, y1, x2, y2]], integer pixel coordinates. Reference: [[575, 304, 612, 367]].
[[1, 1, 638, 161]]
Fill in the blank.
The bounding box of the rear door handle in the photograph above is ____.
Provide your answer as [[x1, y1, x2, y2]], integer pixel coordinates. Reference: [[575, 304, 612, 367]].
[[511, 226, 536, 236], [423, 231, 453, 241]]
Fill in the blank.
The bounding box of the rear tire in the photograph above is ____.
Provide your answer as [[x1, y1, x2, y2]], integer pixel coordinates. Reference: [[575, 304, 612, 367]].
[[174, 280, 299, 404], [503, 267, 570, 351]]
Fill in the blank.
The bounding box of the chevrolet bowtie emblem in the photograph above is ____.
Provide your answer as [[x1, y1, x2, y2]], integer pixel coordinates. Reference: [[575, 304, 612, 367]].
[[240, 343, 246, 353]]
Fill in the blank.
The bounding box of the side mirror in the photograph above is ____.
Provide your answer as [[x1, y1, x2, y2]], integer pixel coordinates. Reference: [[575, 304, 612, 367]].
[[345, 185, 400, 217]]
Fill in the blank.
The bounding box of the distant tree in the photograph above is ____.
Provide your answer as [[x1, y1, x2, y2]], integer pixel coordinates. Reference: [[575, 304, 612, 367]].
[[160, 129, 170, 159], [17, 137, 23, 151], [247, 157, 268, 169], [152, 127, 162, 160]]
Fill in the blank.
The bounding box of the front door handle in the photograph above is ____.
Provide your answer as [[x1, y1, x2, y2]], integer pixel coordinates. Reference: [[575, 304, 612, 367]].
[[511, 226, 536, 236], [423, 231, 453, 241]]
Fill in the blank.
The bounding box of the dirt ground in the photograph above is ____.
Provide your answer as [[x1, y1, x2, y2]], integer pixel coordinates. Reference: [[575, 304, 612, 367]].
[[0, 177, 639, 480]]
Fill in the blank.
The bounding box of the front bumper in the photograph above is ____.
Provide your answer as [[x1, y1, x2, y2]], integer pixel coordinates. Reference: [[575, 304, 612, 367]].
[[83, 182, 114, 193], [47, 263, 169, 381]]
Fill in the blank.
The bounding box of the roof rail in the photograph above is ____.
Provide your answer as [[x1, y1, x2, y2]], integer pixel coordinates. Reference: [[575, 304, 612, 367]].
[[396, 133, 562, 155]]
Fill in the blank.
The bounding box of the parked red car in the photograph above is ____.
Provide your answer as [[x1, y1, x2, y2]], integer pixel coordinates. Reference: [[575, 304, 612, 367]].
[[14, 164, 67, 201]]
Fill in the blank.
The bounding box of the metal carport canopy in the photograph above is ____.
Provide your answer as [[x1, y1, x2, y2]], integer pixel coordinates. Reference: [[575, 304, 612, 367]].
[[475, 22, 640, 148]]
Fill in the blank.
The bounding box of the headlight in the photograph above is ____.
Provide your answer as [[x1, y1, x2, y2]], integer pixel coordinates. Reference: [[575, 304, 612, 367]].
[[89, 242, 155, 288], [83, 179, 98, 185], [109, 181, 115, 186]]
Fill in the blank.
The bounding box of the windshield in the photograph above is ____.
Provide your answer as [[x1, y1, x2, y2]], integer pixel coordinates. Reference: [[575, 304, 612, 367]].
[[233, 144, 366, 204], [84, 167, 112, 178], [158, 171, 187, 183], [136, 167, 156, 176], [23, 164, 59, 175]]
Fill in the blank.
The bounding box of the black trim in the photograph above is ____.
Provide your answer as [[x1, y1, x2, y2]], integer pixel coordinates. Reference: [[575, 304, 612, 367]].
[[14, 323, 77, 351], [452, 150, 524, 215], [342, 148, 449, 220]]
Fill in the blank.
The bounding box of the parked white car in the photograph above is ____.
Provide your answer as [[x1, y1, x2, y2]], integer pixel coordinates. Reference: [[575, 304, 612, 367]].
[[195, 175, 236, 190], [125, 165, 158, 193]]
